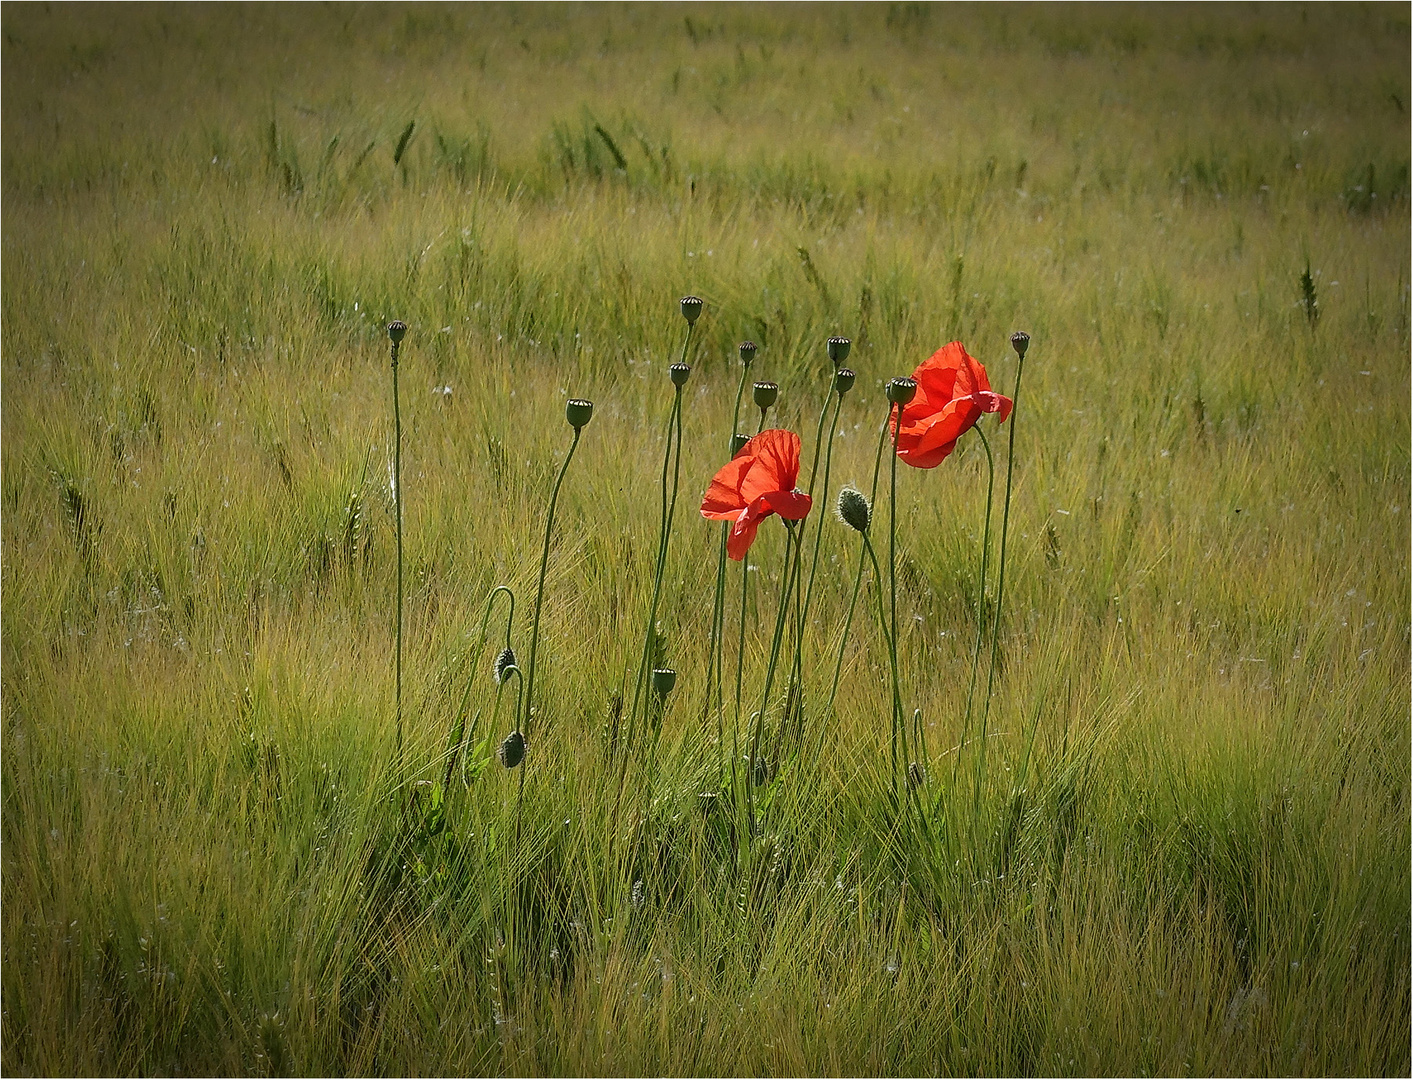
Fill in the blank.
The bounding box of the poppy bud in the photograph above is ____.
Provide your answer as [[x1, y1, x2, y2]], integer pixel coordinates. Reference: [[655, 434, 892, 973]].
[[565, 398, 594, 431], [651, 668, 677, 696], [752, 381, 779, 410], [731, 433, 751, 455], [886, 376, 917, 406], [669, 362, 691, 387], [1011, 331, 1030, 359], [833, 368, 856, 395], [493, 646, 518, 685], [497, 730, 526, 769], [908, 761, 926, 788], [679, 295, 704, 327], [738, 341, 758, 366], [827, 336, 851, 365], [836, 486, 871, 532], [387, 320, 407, 345]]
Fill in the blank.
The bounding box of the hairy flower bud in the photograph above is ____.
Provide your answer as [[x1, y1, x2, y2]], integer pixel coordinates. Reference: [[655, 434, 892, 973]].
[[836, 486, 871, 532], [679, 295, 704, 327], [833, 368, 856, 396], [886, 376, 917, 406], [827, 336, 851, 365], [752, 381, 779, 410], [497, 730, 526, 769], [493, 647, 518, 685], [565, 398, 594, 431], [1011, 331, 1030, 359]]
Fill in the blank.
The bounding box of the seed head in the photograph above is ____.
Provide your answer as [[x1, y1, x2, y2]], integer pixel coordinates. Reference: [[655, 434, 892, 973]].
[[827, 336, 851, 365], [1010, 331, 1030, 360], [833, 368, 856, 395], [669, 362, 691, 387], [752, 381, 779, 410], [886, 376, 917, 406], [836, 486, 871, 533], [679, 295, 704, 327], [651, 668, 677, 697], [387, 320, 407, 345], [730, 432, 751, 455], [493, 647, 518, 685], [497, 730, 526, 769], [565, 398, 594, 431], [738, 340, 758, 366]]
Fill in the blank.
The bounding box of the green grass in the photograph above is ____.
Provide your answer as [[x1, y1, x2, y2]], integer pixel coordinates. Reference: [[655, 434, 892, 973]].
[[3, 3, 1409, 1074]]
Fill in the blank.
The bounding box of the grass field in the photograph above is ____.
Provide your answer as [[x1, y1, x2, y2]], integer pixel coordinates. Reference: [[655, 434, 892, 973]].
[[2, 3, 1410, 1074]]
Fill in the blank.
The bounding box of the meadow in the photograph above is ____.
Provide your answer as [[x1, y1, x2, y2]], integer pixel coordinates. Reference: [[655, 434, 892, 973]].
[[2, 3, 1410, 1074]]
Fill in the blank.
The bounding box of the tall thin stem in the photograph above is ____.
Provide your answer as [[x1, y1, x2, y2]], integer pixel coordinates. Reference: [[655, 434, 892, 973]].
[[522, 428, 582, 737], [955, 425, 995, 784], [748, 520, 802, 836], [628, 390, 682, 754], [444, 585, 514, 792], [976, 350, 1027, 818], [862, 533, 904, 802], [887, 403, 911, 784], [391, 343, 404, 780]]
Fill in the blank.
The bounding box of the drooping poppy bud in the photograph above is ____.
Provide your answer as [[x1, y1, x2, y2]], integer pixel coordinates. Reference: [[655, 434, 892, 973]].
[[833, 368, 856, 395], [669, 362, 691, 387], [907, 761, 926, 788], [493, 646, 518, 685], [836, 486, 871, 533], [565, 398, 594, 431], [680, 295, 704, 327], [827, 336, 851, 365], [1011, 331, 1030, 359], [498, 730, 526, 769], [887, 376, 918, 406], [387, 320, 407, 345], [752, 381, 779, 410], [738, 341, 758, 366], [651, 668, 677, 696], [730, 433, 750, 455]]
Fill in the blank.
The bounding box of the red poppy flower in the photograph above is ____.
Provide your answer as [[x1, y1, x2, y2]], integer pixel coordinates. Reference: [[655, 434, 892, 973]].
[[894, 342, 1013, 469], [700, 429, 812, 560]]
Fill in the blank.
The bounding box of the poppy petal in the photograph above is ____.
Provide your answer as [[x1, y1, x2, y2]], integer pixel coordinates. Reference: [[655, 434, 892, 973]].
[[762, 489, 812, 520], [726, 516, 760, 561]]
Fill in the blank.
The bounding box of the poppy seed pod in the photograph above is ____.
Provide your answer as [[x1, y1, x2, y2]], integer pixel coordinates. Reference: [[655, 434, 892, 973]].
[[651, 668, 677, 696], [493, 646, 518, 685], [497, 730, 526, 769], [669, 362, 691, 387], [738, 340, 758, 366], [387, 320, 407, 345], [565, 398, 594, 431], [833, 368, 856, 395], [752, 381, 779, 410], [1011, 331, 1030, 359], [886, 376, 918, 406], [827, 336, 851, 365], [730, 432, 751, 455], [679, 295, 704, 327], [836, 486, 871, 533]]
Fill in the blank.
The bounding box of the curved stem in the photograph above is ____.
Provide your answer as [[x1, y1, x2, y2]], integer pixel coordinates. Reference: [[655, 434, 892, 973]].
[[523, 427, 582, 737], [444, 585, 515, 792], [976, 351, 1027, 820], [955, 425, 995, 784]]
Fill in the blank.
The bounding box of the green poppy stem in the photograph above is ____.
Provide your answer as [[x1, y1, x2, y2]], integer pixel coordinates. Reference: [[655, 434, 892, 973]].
[[444, 585, 514, 793], [955, 424, 995, 785], [975, 349, 1027, 821], [522, 427, 582, 739], [391, 343, 404, 782], [748, 519, 803, 837]]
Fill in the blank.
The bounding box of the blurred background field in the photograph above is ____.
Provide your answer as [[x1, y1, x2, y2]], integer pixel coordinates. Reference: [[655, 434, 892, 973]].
[[2, 3, 1409, 1074]]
